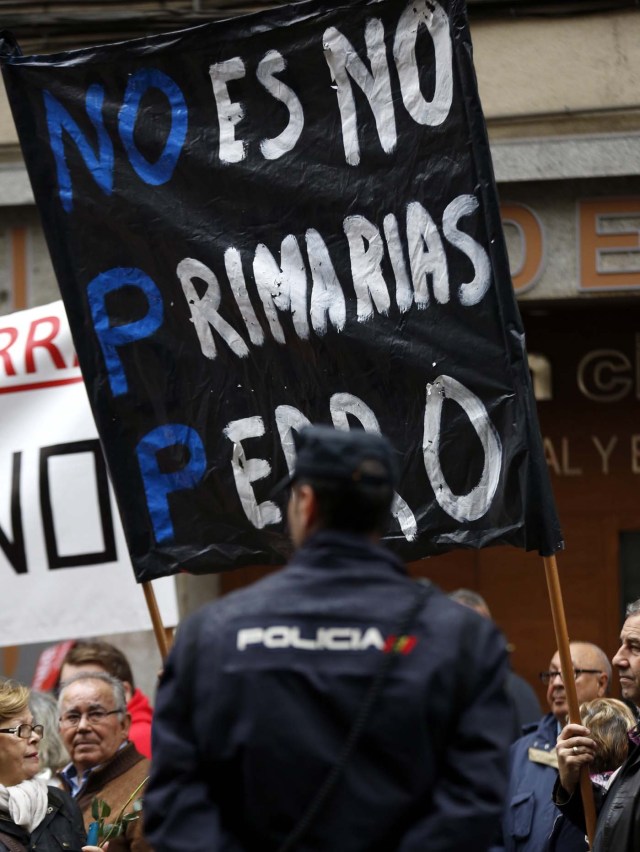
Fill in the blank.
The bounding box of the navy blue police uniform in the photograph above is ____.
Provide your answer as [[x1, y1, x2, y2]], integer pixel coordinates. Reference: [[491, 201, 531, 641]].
[[145, 528, 512, 851]]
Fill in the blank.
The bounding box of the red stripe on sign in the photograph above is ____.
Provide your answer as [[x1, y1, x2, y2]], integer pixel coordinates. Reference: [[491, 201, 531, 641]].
[[0, 376, 84, 394]]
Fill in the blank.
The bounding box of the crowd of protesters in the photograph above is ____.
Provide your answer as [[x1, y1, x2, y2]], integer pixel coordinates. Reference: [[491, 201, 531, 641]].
[[3, 608, 640, 852], [4, 601, 640, 852], [1, 430, 640, 852], [0, 640, 152, 852], [446, 590, 640, 852]]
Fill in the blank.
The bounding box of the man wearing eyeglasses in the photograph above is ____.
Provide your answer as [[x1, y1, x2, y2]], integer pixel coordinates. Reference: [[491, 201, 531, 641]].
[[553, 599, 640, 852], [500, 642, 609, 852], [57, 672, 152, 852]]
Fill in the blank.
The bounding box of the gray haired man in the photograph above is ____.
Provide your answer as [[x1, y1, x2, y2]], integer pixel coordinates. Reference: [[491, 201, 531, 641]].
[[554, 600, 640, 851], [57, 673, 152, 851]]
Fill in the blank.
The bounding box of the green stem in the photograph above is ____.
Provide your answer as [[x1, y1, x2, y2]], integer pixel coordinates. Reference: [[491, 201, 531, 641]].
[[99, 777, 149, 848]]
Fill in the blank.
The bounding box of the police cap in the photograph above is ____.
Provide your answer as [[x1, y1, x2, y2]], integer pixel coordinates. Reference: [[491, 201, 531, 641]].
[[288, 426, 397, 489]]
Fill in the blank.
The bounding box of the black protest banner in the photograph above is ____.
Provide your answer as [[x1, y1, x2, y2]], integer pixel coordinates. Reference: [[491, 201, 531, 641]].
[[0, 0, 563, 581]]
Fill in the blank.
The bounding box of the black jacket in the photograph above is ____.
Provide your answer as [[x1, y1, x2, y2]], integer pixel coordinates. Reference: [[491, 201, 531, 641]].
[[146, 530, 512, 852], [0, 786, 87, 852], [555, 740, 640, 851]]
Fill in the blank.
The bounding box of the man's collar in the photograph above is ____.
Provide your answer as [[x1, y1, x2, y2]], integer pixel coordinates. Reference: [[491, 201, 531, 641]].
[[61, 741, 129, 796], [60, 761, 92, 797]]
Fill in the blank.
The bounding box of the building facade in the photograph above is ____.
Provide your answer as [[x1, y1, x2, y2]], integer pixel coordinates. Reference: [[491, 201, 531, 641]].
[[1, 0, 638, 699]]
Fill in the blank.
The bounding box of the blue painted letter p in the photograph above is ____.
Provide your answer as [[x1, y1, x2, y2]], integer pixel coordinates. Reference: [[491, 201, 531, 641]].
[[87, 267, 163, 397], [136, 424, 206, 545]]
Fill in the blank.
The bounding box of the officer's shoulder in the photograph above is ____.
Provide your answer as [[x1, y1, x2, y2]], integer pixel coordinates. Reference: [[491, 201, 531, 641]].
[[511, 714, 554, 750], [509, 727, 539, 764], [515, 721, 542, 741]]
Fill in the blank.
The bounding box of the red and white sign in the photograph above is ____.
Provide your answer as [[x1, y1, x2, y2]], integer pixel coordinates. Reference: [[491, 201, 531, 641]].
[[0, 300, 178, 647]]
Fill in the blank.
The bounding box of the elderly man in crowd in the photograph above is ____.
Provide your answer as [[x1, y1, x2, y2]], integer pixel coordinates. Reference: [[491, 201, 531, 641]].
[[58, 672, 152, 852], [502, 641, 609, 851], [59, 640, 154, 758], [556, 600, 640, 850]]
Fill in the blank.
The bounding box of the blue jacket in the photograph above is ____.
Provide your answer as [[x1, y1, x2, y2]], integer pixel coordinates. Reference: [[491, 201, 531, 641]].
[[504, 714, 586, 852], [145, 530, 512, 852]]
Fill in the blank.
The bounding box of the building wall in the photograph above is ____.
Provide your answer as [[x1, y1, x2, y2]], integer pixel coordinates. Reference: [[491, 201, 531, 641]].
[[476, 11, 640, 130]]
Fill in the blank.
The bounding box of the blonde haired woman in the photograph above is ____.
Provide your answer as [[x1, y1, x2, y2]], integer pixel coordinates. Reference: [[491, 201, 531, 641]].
[[551, 698, 638, 851], [579, 697, 636, 788], [0, 679, 102, 852]]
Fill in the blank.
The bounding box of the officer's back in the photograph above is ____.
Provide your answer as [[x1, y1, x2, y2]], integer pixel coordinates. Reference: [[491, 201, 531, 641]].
[[145, 427, 513, 852]]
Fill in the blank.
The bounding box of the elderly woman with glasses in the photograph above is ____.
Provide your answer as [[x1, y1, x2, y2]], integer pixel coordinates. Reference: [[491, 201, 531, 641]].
[[0, 679, 103, 852]]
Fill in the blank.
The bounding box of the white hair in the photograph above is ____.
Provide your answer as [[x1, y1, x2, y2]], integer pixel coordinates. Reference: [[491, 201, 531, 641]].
[[57, 671, 126, 717], [626, 599, 640, 618]]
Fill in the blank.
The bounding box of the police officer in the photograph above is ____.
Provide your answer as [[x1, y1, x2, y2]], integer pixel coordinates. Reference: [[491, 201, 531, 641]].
[[145, 426, 512, 852]]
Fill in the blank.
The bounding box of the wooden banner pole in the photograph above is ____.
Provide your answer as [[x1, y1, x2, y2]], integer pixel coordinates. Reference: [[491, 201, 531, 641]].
[[543, 554, 596, 849], [142, 581, 173, 662]]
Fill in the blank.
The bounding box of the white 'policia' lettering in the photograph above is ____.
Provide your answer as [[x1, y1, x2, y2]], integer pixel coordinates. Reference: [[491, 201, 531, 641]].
[[237, 625, 386, 651]]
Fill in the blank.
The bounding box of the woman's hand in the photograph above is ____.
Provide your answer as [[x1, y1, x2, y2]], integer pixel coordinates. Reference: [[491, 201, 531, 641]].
[[82, 845, 108, 851], [556, 723, 597, 795]]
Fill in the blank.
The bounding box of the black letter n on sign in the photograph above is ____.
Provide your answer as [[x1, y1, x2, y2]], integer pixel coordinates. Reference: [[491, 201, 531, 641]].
[[0, 452, 27, 574], [40, 440, 117, 570]]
